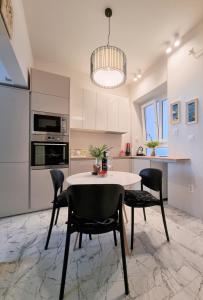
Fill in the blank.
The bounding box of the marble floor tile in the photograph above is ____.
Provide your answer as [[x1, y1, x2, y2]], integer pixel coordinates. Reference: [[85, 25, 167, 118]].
[[1, 205, 203, 299]]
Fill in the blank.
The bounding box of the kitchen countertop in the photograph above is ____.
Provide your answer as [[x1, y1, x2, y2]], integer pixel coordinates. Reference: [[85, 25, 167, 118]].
[[71, 156, 190, 162]]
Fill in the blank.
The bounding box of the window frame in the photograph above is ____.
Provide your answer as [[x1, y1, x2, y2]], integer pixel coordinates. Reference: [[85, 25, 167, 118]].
[[141, 98, 168, 145]]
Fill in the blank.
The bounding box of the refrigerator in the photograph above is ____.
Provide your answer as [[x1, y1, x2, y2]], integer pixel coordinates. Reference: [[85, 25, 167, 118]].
[[0, 85, 29, 217]]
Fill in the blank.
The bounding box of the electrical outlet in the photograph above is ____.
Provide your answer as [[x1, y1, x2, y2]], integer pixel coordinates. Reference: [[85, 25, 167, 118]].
[[188, 184, 194, 192]]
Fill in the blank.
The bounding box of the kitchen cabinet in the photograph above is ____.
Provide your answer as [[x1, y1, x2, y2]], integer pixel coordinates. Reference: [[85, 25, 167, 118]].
[[112, 159, 132, 172], [0, 163, 29, 217], [82, 89, 96, 130], [118, 97, 130, 133], [70, 159, 94, 175], [70, 88, 129, 133], [96, 93, 108, 130], [70, 87, 83, 128], [0, 86, 29, 162], [31, 168, 69, 211], [107, 96, 118, 132], [31, 92, 69, 114], [31, 68, 70, 99]]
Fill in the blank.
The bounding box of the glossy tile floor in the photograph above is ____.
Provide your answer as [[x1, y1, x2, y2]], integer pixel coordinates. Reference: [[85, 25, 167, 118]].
[[1, 205, 203, 300]]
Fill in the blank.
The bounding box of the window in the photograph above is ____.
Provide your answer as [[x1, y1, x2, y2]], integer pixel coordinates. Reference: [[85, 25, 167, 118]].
[[142, 98, 168, 143]]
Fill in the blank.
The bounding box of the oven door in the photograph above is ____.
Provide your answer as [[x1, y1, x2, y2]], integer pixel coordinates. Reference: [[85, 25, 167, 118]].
[[33, 113, 62, 134], [31, 141, 69, 169]]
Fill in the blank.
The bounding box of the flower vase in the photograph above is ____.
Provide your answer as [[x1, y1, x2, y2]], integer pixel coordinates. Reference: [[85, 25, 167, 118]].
[[92, 158, 101, 175], [151, 148, 156, 156]]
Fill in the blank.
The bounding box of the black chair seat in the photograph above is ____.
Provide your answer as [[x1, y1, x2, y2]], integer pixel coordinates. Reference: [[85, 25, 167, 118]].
[[124, 190, 160, 207], [70, 215, 118, 234], [55, 191, 68, 207], [124, 168, 169, 251]]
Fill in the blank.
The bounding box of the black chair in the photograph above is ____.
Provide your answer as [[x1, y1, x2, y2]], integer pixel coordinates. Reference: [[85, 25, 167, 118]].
[[59, 184, 129, 300], [124, 168, 169, 250], [45, 169, 68, 250]]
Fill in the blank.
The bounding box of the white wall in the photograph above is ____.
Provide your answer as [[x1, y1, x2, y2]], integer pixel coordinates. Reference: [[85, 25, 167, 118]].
[[167, 21, 203, 219], [129, 57, 167, 153], [129, 57, 167, 102]]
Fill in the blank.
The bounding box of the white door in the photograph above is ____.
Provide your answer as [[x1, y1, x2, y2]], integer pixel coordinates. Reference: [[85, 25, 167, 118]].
[[83, 89, 96, 130], [0, 162, 29, 217], [95, 93, 108, 130], [107, 96, 118, 132], [0, 86, 29, 162]]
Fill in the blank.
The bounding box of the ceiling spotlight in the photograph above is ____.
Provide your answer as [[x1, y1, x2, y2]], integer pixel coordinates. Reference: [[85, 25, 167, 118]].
[[133, 76, 138, 82], [166, 45, 172, 54], [174, 34, 181, 47]]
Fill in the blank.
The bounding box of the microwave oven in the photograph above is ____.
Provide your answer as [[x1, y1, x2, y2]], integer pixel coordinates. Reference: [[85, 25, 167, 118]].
[[32, 111, 68, 135]]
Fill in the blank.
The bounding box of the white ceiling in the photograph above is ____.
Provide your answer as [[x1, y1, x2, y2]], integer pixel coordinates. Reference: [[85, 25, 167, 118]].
[[23, 0, 203, 82]]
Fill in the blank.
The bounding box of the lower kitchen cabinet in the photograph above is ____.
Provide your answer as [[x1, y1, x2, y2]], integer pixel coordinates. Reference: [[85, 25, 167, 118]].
[[31, 168, 69, 211], [112, 159, 132, 172], [0, 163, 29, 217], [70, 159, 94, 175]]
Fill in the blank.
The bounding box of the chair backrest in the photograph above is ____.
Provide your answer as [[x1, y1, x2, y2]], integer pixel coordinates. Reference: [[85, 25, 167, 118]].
[[139, 168, 162, 192], [50, 169, 64, 195], [67, 184, 124, 220]]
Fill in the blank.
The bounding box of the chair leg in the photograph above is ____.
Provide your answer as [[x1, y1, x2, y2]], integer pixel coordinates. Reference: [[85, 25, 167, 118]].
[[55, 208, 60, 225], [79, 232, 82, 248], [131, 207, 134, 250], [89, 234, 92, 240], [160, 204, 170, 242], [143, 207, 146, 221], [119, 224, 129, 295], [123, 204, 128, 223], [113, 230, 117, 246], [59, 226, 71, 300], [45, 207, 56, 250]]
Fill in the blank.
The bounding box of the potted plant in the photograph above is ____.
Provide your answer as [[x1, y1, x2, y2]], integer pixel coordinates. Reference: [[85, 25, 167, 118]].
[[89, 144, 110, 174], [146, 140, 159, 156]]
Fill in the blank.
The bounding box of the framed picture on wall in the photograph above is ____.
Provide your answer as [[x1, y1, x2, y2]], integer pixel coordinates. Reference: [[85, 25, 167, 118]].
[[0, 0, 13, 38], [186, 98, 198, 124], [170, 101, 180, 124]]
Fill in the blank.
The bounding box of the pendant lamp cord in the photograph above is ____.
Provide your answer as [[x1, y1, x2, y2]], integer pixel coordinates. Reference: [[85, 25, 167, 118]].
[[107, 16, 110, 47]]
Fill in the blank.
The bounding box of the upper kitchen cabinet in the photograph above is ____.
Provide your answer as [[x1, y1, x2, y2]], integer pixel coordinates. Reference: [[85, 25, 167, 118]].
[[107, 96, 118, 132], [96, 93, 108, 131], [31, 68, 70, 99], [118, 97, 130, 133], [31, 92, 69, 115], [82, 89, 96, 130], [70, 87, 83, 128], [70, 88, 129, 134]]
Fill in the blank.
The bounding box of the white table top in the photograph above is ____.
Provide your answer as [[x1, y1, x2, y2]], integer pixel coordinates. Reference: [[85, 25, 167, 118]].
[[66, 171, 141, 187]]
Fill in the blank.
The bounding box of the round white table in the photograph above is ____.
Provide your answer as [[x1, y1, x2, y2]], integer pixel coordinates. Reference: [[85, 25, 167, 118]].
[[66, 171, 141, 255], [66, 171, 141, 187]]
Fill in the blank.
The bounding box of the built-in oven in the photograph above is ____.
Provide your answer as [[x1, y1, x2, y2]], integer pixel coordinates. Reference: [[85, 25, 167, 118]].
[[32, 111, 68, 135], [31, 136, 69, 169]]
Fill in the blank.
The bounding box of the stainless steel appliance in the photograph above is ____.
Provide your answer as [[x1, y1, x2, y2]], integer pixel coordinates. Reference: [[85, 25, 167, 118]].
[[32, 111, 68, 135], [31, 135, 69, 169]]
